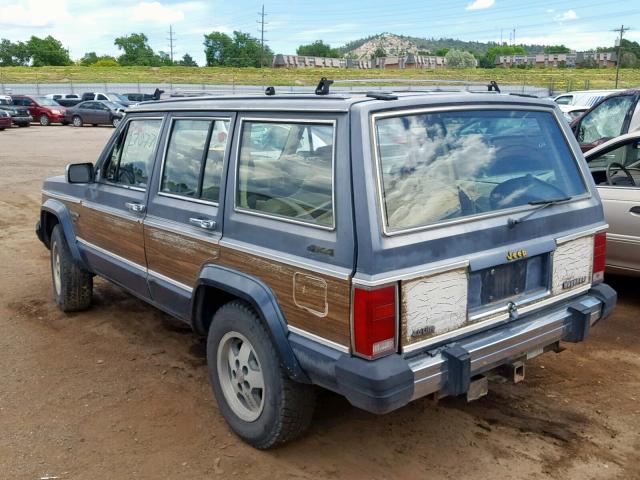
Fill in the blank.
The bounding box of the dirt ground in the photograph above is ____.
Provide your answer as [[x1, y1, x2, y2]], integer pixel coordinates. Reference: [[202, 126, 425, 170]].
[[0, 125, 639, 480]]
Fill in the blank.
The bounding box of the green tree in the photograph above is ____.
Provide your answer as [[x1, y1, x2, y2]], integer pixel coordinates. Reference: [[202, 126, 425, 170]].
[[203, 31, 271, 67], [80, 51, 117, 66], [178, 53, 198, 66], [435, 48, 449, 56], [296, 40, 340, 58], [26, 35, 71, 66], [544, 45, 571, 54], [93, 58, 119, 67], [482, 45, 526, 67], [370, 46, 386, 59], [114, 33, 158, 66], [157, 51, 175, 66], [445, 49, 477, 68], [0, 39, 30, 66], [203, 32, 233, 66]]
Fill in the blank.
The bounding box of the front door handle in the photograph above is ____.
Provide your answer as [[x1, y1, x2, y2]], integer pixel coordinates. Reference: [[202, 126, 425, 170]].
[[189, 217, 216, 230], [630, 206, 640, 215], [125, 202, 146, 213]]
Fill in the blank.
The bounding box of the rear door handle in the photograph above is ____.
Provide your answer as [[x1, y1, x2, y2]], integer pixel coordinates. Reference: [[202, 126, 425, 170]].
[[125, 202, 146, 213], [189, 217, 216, 230], [630, 206, 640, 215]]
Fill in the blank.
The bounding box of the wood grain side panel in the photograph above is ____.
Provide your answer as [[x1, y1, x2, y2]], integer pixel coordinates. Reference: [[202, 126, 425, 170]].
[[218, 246, 351, 347], [76, 206, 146, 266], [144, 225, 220, 287]]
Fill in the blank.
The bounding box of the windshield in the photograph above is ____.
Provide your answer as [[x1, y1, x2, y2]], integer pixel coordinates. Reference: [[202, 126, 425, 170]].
[[0, 99, 11, 105], [107, 93, 129, 102], [37, 97, 60, 106], [375, 109, 587, 232]]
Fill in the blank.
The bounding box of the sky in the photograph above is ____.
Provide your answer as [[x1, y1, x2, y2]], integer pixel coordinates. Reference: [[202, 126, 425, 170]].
[[0, 0, 639, 65]]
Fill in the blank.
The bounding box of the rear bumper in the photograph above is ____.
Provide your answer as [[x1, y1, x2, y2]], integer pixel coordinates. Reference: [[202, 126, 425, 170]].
[[290, 284, 616, 414]]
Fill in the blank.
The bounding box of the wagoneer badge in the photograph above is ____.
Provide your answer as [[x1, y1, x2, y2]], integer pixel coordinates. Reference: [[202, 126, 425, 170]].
[[562, 276, 587, 290], [506, 249, 528, 261]]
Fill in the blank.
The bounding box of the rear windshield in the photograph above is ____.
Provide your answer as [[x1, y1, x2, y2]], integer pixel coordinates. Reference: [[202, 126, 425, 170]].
[[375, 109, 587, 232]]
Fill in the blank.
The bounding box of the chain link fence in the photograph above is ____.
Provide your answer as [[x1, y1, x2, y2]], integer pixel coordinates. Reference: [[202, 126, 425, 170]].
[[0, 80, 551, 98]]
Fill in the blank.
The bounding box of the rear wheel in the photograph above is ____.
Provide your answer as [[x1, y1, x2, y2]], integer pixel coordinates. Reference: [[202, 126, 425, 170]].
[[18, 123, 30, 128], [39, 114, 51, 126], [72, 116, 83, 127], [50, 225, 93, 312], [207, 301, 315, 449]]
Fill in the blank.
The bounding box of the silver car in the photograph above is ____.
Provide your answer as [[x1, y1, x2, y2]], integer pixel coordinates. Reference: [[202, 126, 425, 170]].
[[585, 132, 640, 275]]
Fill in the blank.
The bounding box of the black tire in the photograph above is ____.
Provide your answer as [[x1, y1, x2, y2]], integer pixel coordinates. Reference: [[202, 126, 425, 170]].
[[92, 124, 98, 127], [39, 114, 51, 126], [18, 123, 30, 128], [72, 116, 83, 127], [61, 121, 70, 126], [0, 127, 4, 131], [207, 301, 315, 449], [50, 225, 93, 312]]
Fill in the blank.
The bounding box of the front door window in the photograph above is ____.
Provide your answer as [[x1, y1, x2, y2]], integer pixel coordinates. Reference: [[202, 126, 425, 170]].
[[578, 95, 635, 144]]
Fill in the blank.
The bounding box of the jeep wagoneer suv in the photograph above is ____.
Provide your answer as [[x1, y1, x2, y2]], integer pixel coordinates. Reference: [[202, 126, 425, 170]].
[[36, 90, 616, 448]]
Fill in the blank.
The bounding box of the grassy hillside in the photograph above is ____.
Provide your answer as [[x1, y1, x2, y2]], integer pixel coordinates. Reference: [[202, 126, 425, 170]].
[[1, 66, 639, 91]]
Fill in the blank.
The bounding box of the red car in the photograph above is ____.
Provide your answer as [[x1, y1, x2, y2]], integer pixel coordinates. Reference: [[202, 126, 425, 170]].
[[10, 95, 69, 126], [0, 110, 11, 130]]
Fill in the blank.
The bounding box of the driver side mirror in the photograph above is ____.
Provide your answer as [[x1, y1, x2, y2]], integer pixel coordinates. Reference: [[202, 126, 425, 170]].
[[66, 162, 94, 183]]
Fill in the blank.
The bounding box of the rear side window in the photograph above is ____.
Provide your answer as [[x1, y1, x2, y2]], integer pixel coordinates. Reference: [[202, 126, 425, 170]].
[[236, 120, 335, 228], [160, 118, 230, 202], [104, 118, 162, 188]]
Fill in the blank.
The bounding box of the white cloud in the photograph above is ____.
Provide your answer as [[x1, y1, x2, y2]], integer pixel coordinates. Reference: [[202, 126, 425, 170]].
[[129, 2, 185, 23], [0, 0, 72, 27], [554, 9, 578, 22], [466, 0, 495, 11]]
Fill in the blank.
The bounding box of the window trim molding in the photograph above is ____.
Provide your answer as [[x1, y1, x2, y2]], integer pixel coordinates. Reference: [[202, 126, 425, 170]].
[[233, 117, 337, 231], [156, 115, 232, 207], [97, 115, 165, 192]]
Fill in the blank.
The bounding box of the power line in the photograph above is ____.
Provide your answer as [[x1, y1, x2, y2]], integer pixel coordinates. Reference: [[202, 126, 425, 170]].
[[167, 25, 176, 63], [613, 24, 630, 88], [257, 4, 268, 67]]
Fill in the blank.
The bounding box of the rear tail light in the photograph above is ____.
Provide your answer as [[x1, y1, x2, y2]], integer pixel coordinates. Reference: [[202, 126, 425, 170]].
[[592, 232, 607, 284], [352, 285, 397, 359]]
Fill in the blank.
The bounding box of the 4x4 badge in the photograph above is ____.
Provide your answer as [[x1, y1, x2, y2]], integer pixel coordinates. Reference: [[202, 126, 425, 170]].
[[506, 249, 528, 261]]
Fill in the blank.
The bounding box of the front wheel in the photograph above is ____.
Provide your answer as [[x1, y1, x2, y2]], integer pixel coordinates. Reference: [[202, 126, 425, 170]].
[[50, 225, 93, 312], [39, 114, 51, 126], [72, 116, 83, 127], [207, 301, 315, 449]]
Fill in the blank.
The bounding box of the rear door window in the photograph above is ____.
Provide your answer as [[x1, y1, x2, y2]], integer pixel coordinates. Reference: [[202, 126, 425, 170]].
[[160, 118, 230, 202], [236, 120, 335, 228]]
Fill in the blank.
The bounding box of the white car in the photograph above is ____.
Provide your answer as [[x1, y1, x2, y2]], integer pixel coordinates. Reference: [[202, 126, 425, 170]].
[[554, 90, 621, 108], [44, 93, 81, 100], [584, 131, 640, 276]]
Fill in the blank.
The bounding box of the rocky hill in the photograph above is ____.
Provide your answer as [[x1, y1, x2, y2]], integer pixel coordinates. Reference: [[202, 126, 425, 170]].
[[339, 33, 545, 59]]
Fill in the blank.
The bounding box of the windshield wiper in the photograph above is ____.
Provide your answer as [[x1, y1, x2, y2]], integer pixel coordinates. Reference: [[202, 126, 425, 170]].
[[507, 196, 572, 228]]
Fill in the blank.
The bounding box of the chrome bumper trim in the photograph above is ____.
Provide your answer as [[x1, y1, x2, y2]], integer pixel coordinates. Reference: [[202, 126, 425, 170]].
[[408, 295, 602, 401]]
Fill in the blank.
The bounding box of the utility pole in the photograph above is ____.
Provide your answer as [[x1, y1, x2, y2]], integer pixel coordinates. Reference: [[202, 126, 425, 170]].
[[257, 5, 268, 67], [167, 25, 176, 63], [613, 24, 630, 88], [512, 28, 516, 45]]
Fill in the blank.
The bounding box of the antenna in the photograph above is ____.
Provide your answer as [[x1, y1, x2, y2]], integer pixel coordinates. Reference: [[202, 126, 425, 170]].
[[612, 24, 630, 88], [257, 5, 268, 67], [167, 25, 176, 63]]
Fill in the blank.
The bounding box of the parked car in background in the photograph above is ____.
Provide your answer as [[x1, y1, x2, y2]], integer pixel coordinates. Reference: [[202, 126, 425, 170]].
[[0, 109, 12, 130], [584, 131, 640, 276], [554, 90, 621, 108], [123, 93, 155, 102], [64, 100, 125, 127], [571, 89, 640, 152], [10, 95, 68, 126], [36, 91, 616, 448], [0, 96, 32, 127], [45, 94, 83, 108], [45, 93, 80, 100], [81, 92, 133, 107]]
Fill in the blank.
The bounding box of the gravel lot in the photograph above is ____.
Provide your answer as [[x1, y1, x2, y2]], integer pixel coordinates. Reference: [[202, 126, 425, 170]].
[[1, 125, 639, 480]]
